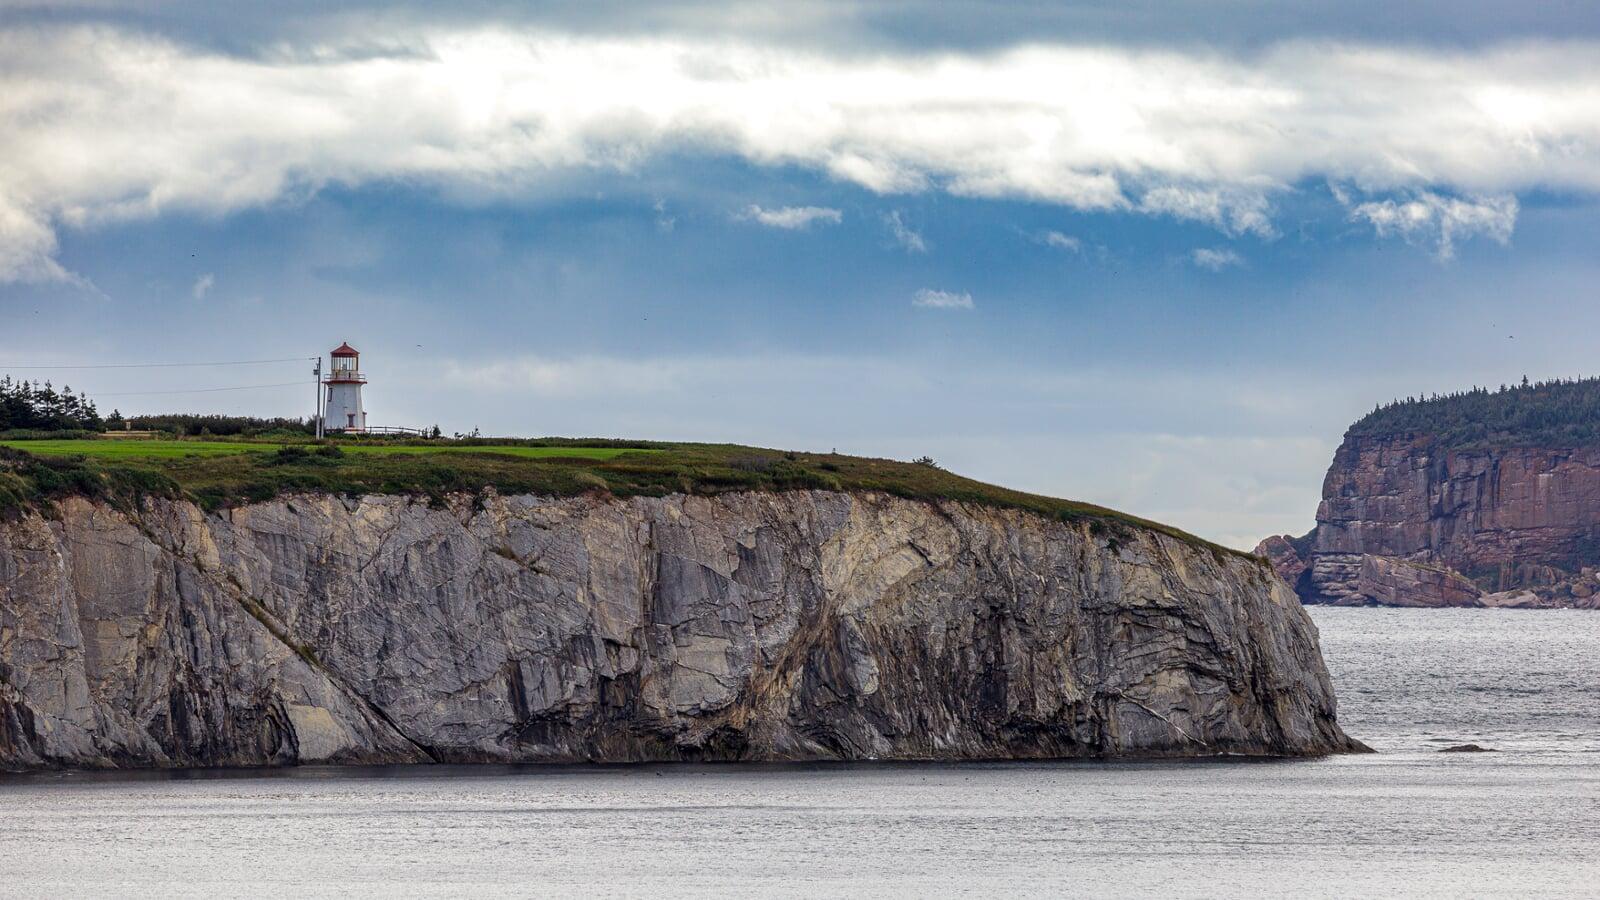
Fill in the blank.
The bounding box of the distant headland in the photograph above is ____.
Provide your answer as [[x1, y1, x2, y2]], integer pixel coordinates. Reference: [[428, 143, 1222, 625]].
[[1259, 377, 1600, 609]]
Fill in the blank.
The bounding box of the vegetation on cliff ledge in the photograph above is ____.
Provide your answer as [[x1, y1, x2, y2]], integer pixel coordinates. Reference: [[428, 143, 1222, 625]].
[[1348, 376, 1600, 449], [0, 437, 1245, 559]]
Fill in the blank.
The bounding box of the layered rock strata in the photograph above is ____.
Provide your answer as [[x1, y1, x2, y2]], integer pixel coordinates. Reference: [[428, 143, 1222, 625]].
[[2, 491, 1359, 770], [1258, 434, 1600, 608]]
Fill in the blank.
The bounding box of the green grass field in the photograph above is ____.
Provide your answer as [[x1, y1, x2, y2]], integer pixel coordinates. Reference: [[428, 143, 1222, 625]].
[[0, 437, 1246, 560], [0, 439, 652, 461]]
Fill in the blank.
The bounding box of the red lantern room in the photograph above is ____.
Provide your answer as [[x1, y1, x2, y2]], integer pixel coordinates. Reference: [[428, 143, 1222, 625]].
[[327, 342, 365, 383]]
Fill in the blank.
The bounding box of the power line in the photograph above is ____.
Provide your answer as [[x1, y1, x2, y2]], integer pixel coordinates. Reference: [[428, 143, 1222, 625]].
[[95, 381, 308, 397], [1, 357, 315, 370]]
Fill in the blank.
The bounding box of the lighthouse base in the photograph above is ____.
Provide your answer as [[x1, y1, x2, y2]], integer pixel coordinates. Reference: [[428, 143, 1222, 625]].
[[323, 382, 366, 432]]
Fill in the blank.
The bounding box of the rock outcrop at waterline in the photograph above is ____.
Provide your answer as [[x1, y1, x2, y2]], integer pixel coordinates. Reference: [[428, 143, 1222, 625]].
[[1, 491, 1359, 770], [1258, 434, 1600, 609]]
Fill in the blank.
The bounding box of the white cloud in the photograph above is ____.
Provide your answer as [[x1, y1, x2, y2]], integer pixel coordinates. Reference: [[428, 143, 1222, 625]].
[[652, 198, 676, 232], [2, 27, 1599, 278], [191, 272, 214, 299], [912, 288, 973, 309], [884, 211, 927, 253], [1190, 247, 1243, 270], [740, 204, 842, 229], [0, 194, 73, 283], [1139, 185, 1275, 237], [1040, 231, 1081, 252], [1345, 191, 1518, 259]]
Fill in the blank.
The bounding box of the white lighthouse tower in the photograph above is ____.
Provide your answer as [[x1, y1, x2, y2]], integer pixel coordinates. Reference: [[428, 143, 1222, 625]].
[[322, 342, 367, 432]]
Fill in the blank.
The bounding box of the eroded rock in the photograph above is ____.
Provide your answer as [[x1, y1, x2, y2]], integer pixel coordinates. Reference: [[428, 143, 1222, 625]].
[[1, 491, 1363, 769], [1265, 433, 1600, 608], [1254, 534, 1309, 592]]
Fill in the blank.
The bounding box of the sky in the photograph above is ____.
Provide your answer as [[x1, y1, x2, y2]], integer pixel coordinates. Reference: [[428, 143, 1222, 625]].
[[2, 1, 1599, 549]]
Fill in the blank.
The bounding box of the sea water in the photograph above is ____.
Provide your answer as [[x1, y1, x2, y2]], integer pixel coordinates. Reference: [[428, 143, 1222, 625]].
[[1, 609, 1596, 898]]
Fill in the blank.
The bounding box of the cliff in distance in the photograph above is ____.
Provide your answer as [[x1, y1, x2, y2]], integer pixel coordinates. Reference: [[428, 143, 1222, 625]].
[[1258, 379, 1600, 608], [1, 490, 1358, 770]]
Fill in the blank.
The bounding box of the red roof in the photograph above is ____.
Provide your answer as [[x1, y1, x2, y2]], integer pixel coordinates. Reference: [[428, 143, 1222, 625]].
[[330, 342, 359, 357]]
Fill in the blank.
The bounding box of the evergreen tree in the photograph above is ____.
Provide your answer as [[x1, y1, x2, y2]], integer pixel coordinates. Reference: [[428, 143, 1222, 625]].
[[0, 377, 111, 432], [1350, 375, 1600, 449]]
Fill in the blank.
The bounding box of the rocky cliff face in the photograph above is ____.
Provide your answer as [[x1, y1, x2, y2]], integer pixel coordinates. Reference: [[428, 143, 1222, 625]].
[[2, 490, 1358, 770], [1258, 433, 1600, 608]]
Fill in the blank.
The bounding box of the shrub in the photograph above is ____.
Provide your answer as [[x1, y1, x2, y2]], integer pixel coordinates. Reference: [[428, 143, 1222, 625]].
[[127, 413, 314, 437], [0, 429, 97, 441], [727, 455, 777, 473]]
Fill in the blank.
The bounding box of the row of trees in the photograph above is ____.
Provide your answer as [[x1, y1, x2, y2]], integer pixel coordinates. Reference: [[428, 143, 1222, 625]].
[[1349, 376, 1600, 449], [2, 377, 324, 436], [1, 378, 431, 438], [0, 377, 107, 431], [122, 413, 314, 437]]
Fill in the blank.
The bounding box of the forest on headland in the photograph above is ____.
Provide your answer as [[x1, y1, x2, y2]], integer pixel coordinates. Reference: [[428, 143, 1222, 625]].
[[0, 377, 105, 432], [1348, 376, 1600, 449]]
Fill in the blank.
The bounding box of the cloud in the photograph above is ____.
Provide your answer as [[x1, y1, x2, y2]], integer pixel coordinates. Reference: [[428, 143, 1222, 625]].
[[1139, 186, 1275, 238], [884, 211, 927, 253], [652, 198, 676, 232], [912, 288, 973, 309], [191, 272, 215, 299], [1190, 248, 1243, 270], [740, 204, 842, 229], [1040, 231, 1081, 252], [1345, 191, 1518, 259], [0, 194, 73, 283], [2, 26, 1598, 279], [4, 1, 1599, 57]]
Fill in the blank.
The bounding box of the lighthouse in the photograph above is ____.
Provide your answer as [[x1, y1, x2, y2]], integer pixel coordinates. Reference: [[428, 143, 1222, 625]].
[[322, 342, 367, 432]]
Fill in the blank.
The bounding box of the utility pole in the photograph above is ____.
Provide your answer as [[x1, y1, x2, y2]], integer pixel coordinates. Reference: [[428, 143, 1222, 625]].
[[312, 356, 323, 439]]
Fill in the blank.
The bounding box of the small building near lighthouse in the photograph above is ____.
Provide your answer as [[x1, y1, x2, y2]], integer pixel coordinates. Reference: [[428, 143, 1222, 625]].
[[322, 342, 367, 432]]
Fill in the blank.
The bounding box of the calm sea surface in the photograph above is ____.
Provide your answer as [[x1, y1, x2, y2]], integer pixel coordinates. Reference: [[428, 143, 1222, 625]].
[[1, 608, 1596, 898]]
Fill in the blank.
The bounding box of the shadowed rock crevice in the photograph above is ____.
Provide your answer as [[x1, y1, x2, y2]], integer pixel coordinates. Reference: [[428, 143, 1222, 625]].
[[2, 490, 1360, 770]]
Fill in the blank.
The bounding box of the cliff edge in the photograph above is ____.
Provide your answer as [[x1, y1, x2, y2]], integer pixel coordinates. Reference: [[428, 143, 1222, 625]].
[[1258, 380, 1600, 608], [2, 490, 1358, 769]]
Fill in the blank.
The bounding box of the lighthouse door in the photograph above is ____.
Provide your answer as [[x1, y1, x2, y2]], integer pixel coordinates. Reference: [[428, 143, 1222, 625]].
[[347, 413, 355, 428]]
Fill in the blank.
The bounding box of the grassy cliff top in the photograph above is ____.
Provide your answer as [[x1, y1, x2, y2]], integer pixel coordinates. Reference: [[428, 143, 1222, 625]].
[[1347, 377, 1600, 450], [0, 436, 1247, 560]]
